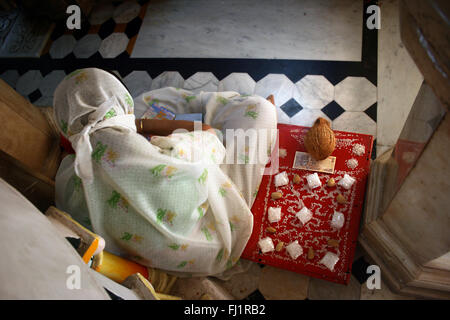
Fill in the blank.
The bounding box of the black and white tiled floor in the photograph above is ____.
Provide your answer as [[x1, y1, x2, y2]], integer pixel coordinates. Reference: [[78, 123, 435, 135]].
[[0, 0, 378, 159], [0, 0, 422, 300]]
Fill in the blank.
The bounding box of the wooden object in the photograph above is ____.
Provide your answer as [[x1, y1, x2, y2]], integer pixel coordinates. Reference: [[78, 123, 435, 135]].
[[360, 113, 450, 299], [400, 0, 450, 108], [45, 206, 105, 263], [0, 79, 60, 211]]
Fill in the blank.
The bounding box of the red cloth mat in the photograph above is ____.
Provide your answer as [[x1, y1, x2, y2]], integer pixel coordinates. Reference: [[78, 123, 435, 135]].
[[242, 124, 373, 285]]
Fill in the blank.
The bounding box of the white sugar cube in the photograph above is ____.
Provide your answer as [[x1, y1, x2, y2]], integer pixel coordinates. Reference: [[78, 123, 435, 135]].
[[306, 173, 321, 189], [296, 207, 312, 225], [286, 240, 303, 259], [268, 207, 282, 223], [258, 237, 275, 253], [331, 211, 345, 229], [320, 252, 339, 271], [274, 171, 289, 187], [338, 174, 356, 190]]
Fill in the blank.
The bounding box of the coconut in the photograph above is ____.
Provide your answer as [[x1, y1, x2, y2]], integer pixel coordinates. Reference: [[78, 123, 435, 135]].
[[304, 117, 336, 160]]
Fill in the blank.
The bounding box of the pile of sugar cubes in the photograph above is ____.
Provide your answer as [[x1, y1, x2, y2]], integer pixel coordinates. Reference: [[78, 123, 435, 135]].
[[256, 169, 358, 272]]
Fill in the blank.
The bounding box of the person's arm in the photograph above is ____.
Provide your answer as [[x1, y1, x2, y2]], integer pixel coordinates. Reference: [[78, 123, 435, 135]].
[[136, 119, 213, 136]]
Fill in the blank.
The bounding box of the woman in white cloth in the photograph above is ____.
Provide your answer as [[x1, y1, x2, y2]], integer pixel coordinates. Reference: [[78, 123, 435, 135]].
[[54, 68, 277, 276]]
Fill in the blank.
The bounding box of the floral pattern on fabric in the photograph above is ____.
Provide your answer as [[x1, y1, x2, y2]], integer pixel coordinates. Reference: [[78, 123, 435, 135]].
[[107, 190, 129, 212], [244, 104, 258, 119], [156, 208, 176, 226], [92, 142, 108, 163]]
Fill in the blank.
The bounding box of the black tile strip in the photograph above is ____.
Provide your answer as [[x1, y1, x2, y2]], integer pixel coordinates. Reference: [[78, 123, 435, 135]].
[[351, 256, 372, 284], [364, 102, 377, 122], [244, 289, 266, 300], [322, 101, 346, 121]]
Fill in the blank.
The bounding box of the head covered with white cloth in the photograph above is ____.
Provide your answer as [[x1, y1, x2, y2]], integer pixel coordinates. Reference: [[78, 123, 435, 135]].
[[54, 68, 253, 276]]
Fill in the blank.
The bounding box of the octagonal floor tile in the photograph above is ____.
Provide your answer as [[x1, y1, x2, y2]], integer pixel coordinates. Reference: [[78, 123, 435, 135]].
[[0, 70, 20, 88], [39, 70, 66, 97], [89, 3, 115, 25], [218, 73, 255, 95], [289, 108, 331, 128], [308, 275, 361, 300], [258, 265, 309, 300], [254, 74, 299, 107], [295, 75, 334, 109], [150, 71, 184, 90], [183, 72, 218, 93], [276, 107, 291, 125], [123, 71, 152, 97], [73, 34, 102, 58], [113, 1, 141, 24], [332, 111, 377, 137], [16, 70, 42, 96], [335, 77, 377, 111], [99, 33, 129, 58], [49, 34, 76, 59]]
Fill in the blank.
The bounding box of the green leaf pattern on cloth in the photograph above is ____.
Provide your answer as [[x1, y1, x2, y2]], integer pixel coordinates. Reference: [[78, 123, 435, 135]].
[[125, 93, 133, 108], [107, 190, 121, 208], [92, 141, 107, 163], [216, 96, 229, 105], [201, 227, 212, 241], [61, 120, 68, 135], [218, 187, 226, 197], [156, 208, 176, 226], [184, 95, 196, 103], [72, 174, 82, 192], [150, 164, 166, 176], [168, 243, 180, 250], [104, 108, 117, 119], [244, 104, 259, 119], [198, 169, 208, 184], [121, 232, 132, 241], [215, 248, 224, 263]]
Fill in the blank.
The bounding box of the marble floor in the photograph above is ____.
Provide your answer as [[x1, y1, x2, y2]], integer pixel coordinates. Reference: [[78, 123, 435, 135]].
[[0, 0, 424, 300], [132, 0, 363, 61]]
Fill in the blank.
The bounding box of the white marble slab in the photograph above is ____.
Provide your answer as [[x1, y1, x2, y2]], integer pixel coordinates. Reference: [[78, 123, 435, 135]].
[[132, 0, 362, 61], [16, 70, 42, 96], [296, 75, 334, 109], [73, 34, 102, 58], [334, 76, 377, 111], [150, 71, 184, 90], [332, 111, 377, 137], [183, 72, 219, 93], [218, 73, 255, 95], [49, 35, 76, 59], [289, 108, 331, 128], [113, 1, 141, 24], [254, 74, 299, 107], [123, 71, 153, 98], [99, 33, 129, 58], [377, 0, 423, 148]]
